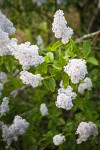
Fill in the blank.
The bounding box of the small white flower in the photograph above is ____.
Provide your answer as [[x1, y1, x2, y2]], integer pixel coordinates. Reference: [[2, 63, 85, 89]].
[[8, 39, 44, 70], [0, 72, 7, 82], [40, 103, 49, 116], [20, 70, 43, 88], [53, 134, 66, 145], [52, 9, 73, 44], [78, 77, 93, 94], [0, 97, 9, 116], [1, 116, 29, 146], [56, 93, 73, 110], [64, 59, 88, 84], [76, 122, 98, 144], [0, 11, 16, 35], [56, 83, 77, 110], [0, 29, 11, 56]]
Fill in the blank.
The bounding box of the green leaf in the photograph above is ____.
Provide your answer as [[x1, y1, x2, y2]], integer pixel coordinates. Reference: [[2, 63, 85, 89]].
[[36, 63, 47, 74], [49, 78, 56, 92], [46, 52, 54, 62], [87, 57, 99, 65], [43, 78, 56, 92], [51, 41, 62, 51], [53, 62, 62, 71], [83, 41, 91, 56], [62, 73, 69, 88]]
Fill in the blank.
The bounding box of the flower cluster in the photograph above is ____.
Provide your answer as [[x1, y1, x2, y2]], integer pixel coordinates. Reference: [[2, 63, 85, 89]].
[[53, 134, 66, 145], [0, 97, 9, 116], [8, 39, 44, 70], [64, 59, 88, 84], [0, 11, 15, 56], [20, 71, 43, 88], [52, 9, 73, 44], [0, 116, 29, 146], [76, 122, 98, 144], [0, 28, 11, 56], [0, 11, 16, 35], [78, 77, 93, 94], [0, 72, 7, 83], [56, 84, 77, 110], [40, 103, 49, 116]]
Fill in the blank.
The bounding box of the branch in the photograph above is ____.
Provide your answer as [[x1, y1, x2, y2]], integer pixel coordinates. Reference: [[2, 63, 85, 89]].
[[76, 30, 100, 43]]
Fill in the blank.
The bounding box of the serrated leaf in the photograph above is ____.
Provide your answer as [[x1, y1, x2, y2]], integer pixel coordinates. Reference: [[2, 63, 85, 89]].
[[87, 57, 99, 65], [51, 41, 62, 51]]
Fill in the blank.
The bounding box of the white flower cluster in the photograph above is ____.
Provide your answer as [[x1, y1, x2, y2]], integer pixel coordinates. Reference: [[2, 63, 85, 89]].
[[32, 0, 46, 6], [64, 59, 88, 84], [20, 71, 43, 88], [0, 28, 11, 56], [76, 122, 98, 144], [56, 84, 77, 110], [1, 116, 29, 146], [40, 103, 49, 116], [0, 11, 15, 56], [0, 97, 9, 116], [53, 134, 66, 145], [0, 72, 7, 83], [8, 39, 44, 70], [78, 77, 93, 94], [52, 9, 73, 44], [0, 11, 16, 35]]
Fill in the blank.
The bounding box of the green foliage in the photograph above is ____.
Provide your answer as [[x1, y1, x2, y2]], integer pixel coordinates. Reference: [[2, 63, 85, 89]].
[[0, 0, 100, 150]]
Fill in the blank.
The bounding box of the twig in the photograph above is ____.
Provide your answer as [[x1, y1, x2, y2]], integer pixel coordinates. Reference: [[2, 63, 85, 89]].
[[76, 30, 100, 43]]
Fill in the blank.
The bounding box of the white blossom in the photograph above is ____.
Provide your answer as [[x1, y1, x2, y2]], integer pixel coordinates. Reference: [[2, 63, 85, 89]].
[[1, 116, 29, 146], [64, 59, 88, 84], [56, 83, 77, 110], [78, 77, 93, 94], [8, 39, 44, 70], [32, 0, 46, 6], [0, 72, 7, 82], [0, 28, 11, 56], [76, 122, 98, 144], [56, 93, 73, 110], [0, 11, 16, 35], [58, 85, 77, 100], [20, 70, 43, 88], [53, 134, 66, 145], [40, 103, 49, 116], [0, 97, 9, 116], [52, 9, 73, 44]]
